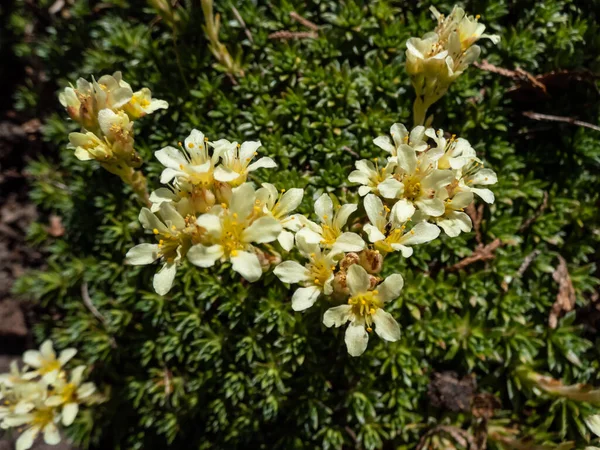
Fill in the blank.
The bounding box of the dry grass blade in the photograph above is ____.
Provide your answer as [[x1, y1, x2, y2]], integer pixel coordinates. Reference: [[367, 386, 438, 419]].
[[549, 255, 576, 329], [523, 111, 600, 132]]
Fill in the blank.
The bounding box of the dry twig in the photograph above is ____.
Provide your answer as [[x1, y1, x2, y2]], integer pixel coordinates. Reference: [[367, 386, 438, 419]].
[[81, 282, 117, 348], [289, 11, 319, 31], [231, 6, 253, 43], [474, 60, 547, 93], [268, 30, 318, 40], [523, 111, 600, 132]]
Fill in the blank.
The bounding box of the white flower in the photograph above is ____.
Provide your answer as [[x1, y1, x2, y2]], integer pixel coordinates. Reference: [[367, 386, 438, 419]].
[[123, 87, 168, 119], [68, 132, 112, 161], [348, 158, 396, 197], [426, 128, 478, 170], [363, 194, 440, 256], [405, 33, 449, 78], [323, 265, 403, 357], [255, 183, 304, 251], [187, 183, 282, 282], [155, 129, 220, 186], [126, 202, 201, 295], [434, 190, 474, 237], [585, 414, 600, 437], [458, 160, 498, 204], [45, 366, 96, 426], [0, 361, 27, 388], [3, 404, 61, 450], [21, 341, 76, 384], [273, 233, 340, 311], [213, 140, 277, 187], [377, 136, 453, 217], [373, 123, 429, 159], [296, 194, 365, 252]]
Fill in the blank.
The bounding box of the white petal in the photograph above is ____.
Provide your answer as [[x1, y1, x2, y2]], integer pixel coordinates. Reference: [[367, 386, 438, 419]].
[[158, 202, 185, 229], [363, 194, 385, 228], [471, 187, 495, 204], [334, 204, 357, 229], [277, 230, 295, 252], [43, 422, 61, 445], [345, 319, 369, 357], [274, 261, 310, 284], [400, 222, 440, 246], [196, 214, 222, 235], [295, 226, 323, 246], [390, 123, 409, 148], [239, 140, 262, 162], [231, 251, 262, 282], [139, 208, 167, 233], [377, 274, 404, 303], [346, 264, 370, 297], [77, 382, 96, 399], [450, 190, 474, 209], [153, 263, 177, 295], [214, 166, 241, 182], [291, 286, 321, 311], [230, 183, 256, 218], [58, 348, 77, 365], [62, 402, 79, 426], [391, 199, 416, 224], [247, 157, 277, 171], [314, 194, 334, 222], [363, 223, 386, 243], [125, 244, 160, 265], [415, 198, 445, 216], [348, 170, 371, 185], [397, 144, 417, 173], [22, 350, 43, 368], [149, 188, 176, 207], [160, 168, 184, 184], [187, 244, 224, 268], [323, 305, 353, 328], [358, 186, 373, 196], [378, 178, 404, 199], [155, 146, 188, 170], [16, 427, 39, 450], [372, 309, 401, 342], [422, 169, 454, 190], [373, 135, 396, 154], [40, 340, 55, 359], [274, 188, 303, 216], [332, 232, 365, 253], [242, 216, 282, 244]]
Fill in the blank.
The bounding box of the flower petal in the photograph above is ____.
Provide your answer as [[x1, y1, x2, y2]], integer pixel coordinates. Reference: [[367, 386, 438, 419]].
[[334, 204, 358, 229], [314, 194, 334, 222], [231, 251, 262, 282], [214, 166, 241, 182], [239, 140, 262, 162], [373, 135, 395, 154], [400, 222, 440, 246], [378, 274, 404, 303], [125, 244, 160, 265], [274, 188, 304, 216], [372, 309, 401, 342], [43, 422, 61, 445], [332, 232, 365, 253], [291, 286, 321, 311], [58, 348, 77, 365], [155, 146, 188, 170], [242, 216, 282, 244], [274, 261, 310, 284], [62, 402, 79, 426], [278, 230, 295, 252], [247, 157, 277, 172], [323, 305, 353, 328], [391, 199, 416, 224], [187, 244, 224, 268], [16, 427, 39, 450], [153, 263, 177, 295], [345, 319, 369, 357], [378, 178, 404, 199], [470, 187, 495, 204], [346, 264, 370, 297]]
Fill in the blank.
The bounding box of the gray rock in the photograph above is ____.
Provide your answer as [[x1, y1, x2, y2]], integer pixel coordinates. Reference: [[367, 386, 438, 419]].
[[0, 300, 27, 337]]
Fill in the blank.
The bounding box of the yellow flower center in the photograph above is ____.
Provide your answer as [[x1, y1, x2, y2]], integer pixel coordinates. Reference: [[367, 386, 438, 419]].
[[401, 174, 422, 201], [32, 407, 55, 427], [348, 291, 382, 327], [39, 359, 61, 375], [61, 383, 77, 403], [220, 213, 246, 257], [307, 256, 333, 288]]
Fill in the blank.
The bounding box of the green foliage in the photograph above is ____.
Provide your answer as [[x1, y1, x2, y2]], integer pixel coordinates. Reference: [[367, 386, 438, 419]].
[[7, 0, 600, 448]]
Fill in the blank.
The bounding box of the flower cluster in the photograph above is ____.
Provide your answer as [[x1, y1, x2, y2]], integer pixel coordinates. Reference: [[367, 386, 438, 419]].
[[59, 72, 168, 203], [126, 130, 299, 294], [406, 6, 499, 125], [0, 341, 100, 450], [351, 123, 497, 238]]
